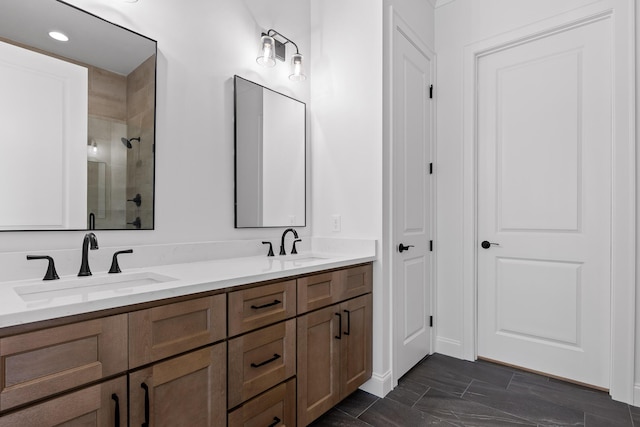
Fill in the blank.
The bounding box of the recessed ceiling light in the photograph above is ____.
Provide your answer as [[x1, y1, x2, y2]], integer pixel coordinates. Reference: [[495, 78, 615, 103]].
[[48, 31, 69, 42]]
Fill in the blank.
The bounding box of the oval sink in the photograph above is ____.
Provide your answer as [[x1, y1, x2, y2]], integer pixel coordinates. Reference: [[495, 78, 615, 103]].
[[15, 272, 176, 302]]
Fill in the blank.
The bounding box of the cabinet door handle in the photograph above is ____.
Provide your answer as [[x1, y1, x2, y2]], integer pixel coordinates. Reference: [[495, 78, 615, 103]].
[[268, 416, 281, 427], [343, 309, 351, 335], [111, 394, 120, 427], [141, 382, 150, 427], [251, 299, 281, 309], [250, 353, 281, 368], [335, 313, 342, 339]]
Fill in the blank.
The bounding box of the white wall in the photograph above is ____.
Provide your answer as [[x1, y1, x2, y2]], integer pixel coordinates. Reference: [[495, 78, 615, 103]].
[[0, 0, 311, 258]]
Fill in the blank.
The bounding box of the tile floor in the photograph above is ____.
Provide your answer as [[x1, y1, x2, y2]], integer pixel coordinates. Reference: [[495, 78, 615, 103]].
[[311, 354, 640, 426]]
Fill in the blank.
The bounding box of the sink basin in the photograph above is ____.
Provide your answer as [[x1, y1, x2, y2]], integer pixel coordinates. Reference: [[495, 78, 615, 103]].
[[282, 256, 329, 263], [15, 272, 176, 302]]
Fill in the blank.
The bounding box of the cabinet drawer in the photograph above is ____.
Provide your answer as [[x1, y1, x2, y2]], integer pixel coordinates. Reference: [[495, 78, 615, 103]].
[[229, 280, 296, 337], [341, 264, 373, 301], [297, 271, 342, 314], [0, 375, 127, 427], [228, 378, 296, 427], [0, 314, 127, 411], [228, 319, 296, 408], [129, 294, 226, 368]]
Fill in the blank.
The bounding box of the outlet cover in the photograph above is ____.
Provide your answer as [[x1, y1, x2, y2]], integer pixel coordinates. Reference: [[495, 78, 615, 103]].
[[331, 215, 341, 232]]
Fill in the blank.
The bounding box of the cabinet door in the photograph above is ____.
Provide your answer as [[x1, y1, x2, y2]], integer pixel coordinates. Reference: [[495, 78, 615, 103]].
[[0, 376, 126, 427], [340, 294, 373, 398], [129, 294, 226, 368], [340, 264, 373, 301], [129, 343, 226, 427], [228, 280, 296, 337], [228, 378, 296, 427], [0, 314, 127, 411], [297, 305, 341, 426], [297, 271, 342, 314]]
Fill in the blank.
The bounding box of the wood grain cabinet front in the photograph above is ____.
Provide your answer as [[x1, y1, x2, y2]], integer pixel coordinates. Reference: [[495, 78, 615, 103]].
[[228, 319, 296, 408], [228, 280, 296, 337], [129, 293, 226, 368], [0, 314, 127, 411], [129, 343, 226, 427], [297, 293, 373, 426], [228, 378, 296, 427], [0, 376, 127, 427]]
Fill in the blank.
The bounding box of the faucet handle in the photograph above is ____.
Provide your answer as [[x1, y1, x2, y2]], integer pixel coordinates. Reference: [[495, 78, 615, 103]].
[[109, 249, 134, 274], [27, 255, 60, 281], [262, 242, 274, 257], [291, 239, 302, 255]]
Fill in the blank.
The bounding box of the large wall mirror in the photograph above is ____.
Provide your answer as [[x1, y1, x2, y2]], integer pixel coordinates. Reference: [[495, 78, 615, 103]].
[[0, 0, 156, 230], [234, 76, 306, 228]]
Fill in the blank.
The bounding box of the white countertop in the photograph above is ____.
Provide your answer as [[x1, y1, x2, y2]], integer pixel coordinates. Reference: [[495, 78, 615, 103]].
[[0, 252, 375, 328]]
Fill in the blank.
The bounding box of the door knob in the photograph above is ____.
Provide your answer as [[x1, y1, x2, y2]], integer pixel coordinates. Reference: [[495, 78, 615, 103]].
[[481, 240, 500, 249], [398, 243, 415, 253]]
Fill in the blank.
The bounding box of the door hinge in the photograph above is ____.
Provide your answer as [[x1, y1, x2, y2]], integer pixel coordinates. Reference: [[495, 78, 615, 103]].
[[429, 240, 433, 251], [429, 84, 433, 99], [429, 316, 433, 327], [429, 163, 433, 174]]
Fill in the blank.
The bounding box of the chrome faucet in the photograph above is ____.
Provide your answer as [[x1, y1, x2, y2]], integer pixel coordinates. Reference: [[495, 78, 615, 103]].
[[78, 232, 99, 276], [279, 228, 299, 256]]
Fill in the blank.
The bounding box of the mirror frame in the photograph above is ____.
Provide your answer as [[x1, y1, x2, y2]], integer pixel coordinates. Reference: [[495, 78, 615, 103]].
[[233, 75, 307, 228]]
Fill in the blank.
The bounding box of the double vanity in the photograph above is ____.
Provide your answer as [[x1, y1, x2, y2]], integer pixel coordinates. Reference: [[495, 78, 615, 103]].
[[0, 244, 374, 426]]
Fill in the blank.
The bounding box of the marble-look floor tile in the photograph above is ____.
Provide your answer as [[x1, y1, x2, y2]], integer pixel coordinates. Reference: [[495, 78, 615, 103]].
[[584, 411, 633, 427], [413, 387, 537, 426], [464, 379, 584, 426], [629, 405, 640, 425], [432, 355, 515, 389], [336, 390, 379, 418], [509, 375, 632, 426], [358, 395, 452, 426], [310, 408, 372, 426], [403, 361, 474, 397], [385, 378, 430, 407]]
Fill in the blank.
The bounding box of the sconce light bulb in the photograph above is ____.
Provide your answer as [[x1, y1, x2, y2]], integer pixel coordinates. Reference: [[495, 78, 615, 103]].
[[289, 53, 306, 81], [89, 139, 98, 155], [256, 35, 276, 67]]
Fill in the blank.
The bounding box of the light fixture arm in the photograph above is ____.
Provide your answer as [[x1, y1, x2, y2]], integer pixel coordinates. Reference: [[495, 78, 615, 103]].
[[266, 29, 300, 54]]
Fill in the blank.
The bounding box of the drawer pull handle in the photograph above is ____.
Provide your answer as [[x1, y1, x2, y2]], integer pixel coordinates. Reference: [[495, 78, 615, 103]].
[[268, 416, 282, 427], [251, 353, 281, 368], [141, 382, 150, 427], [111, 394, 120, 427], [344, 309, 351, 335], [335, 313, 342, 339], [251, 299, 281, 309]]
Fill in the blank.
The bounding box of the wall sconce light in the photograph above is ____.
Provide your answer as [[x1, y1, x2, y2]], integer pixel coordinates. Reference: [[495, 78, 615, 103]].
[[256, 29, 306, 82]]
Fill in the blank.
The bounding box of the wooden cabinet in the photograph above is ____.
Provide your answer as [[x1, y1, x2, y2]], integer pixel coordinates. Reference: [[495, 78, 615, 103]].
[[228, 319, 296, 407], [130, 343, 226, 427], [0, 376, 127, 427], [228, 280, 296, 337], [297, 265, 373, 426], [0, 314, 127, 411], [228, 378, 296, 427], [129, 294, 226, 368]]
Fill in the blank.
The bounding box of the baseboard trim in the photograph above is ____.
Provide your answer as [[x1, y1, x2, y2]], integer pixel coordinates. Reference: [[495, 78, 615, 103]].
[[634, 383, 640, 407], [360, 370, 393, 398], [435, 336, 463, 358]]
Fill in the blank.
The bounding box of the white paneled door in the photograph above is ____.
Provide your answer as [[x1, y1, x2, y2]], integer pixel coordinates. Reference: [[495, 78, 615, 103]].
[[392, 22, 433, 380], [477, 17, 612, 388]]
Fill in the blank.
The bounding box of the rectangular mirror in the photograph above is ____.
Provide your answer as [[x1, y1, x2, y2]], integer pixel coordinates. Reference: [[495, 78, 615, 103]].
[[0, 0, 156, 230], [234, 76, 306, 228]]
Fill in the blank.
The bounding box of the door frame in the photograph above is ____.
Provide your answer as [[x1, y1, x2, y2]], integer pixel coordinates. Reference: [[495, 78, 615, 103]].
[[386, 6, 437, 388], [461, 2, 636, 403]]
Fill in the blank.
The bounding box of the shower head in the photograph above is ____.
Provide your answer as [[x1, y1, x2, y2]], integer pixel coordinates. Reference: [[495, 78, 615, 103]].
[[121, 137, 141, 149]]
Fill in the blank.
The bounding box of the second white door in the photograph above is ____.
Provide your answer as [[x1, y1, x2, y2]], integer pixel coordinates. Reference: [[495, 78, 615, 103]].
[[477, 17, 612, 388]]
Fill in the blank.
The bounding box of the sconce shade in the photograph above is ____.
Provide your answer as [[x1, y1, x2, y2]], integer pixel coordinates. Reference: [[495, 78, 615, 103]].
[[289, 53, 306, 81], [256, 35, 276, 67]]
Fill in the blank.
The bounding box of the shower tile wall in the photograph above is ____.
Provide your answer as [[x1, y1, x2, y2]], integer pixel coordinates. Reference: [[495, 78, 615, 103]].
[[87, 66, 128, 229], [126, 55, 155, 230]]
